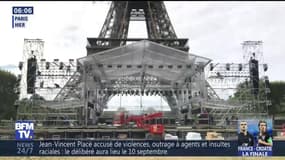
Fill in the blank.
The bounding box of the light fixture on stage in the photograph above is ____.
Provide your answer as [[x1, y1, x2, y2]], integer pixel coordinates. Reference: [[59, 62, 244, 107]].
[[54, 83, 60, 88], [135, 90, 139, 95], [226, 63, 230, 71], [46, 62, 50, 70], [180, 106, 189, 114], [185, 77, 191, 83], [18, 62, 23, 70], [88, 102, 94, 108], [76, 65, 80, 71], [107, 90, 112, 96], [169, 91, 173, 96], [168, 65, 173, 69], [238, 64, 242, 71], [155, 90, 159, 95], [146, 90, 150, 96], [210, 63, 214, 71], [150, 90, 155, 96], [40, 81, 44, 88], [263, 64, 268, 72], [66, 65, 71, 72], [217, 72, 222, 78], [163, 90, 168, 96]]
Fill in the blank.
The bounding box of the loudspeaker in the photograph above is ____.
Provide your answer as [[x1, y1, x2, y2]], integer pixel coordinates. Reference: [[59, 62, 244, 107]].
[[249, 59, 259, 96], [27, 57, 37, 94]]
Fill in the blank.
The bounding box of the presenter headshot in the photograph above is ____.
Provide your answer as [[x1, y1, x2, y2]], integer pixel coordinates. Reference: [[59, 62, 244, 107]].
[[238, 121, 254, 146], [257, 120, 273, 146]]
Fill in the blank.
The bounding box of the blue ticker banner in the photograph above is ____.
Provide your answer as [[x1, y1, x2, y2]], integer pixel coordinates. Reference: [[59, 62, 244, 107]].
[[0, 140, 285, 157]]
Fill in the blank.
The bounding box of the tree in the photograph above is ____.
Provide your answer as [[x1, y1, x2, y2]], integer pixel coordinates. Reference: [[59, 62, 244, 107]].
[[230, 79, 285, 116], [0, 69, 18, 120], [268, 81, 285, 116]]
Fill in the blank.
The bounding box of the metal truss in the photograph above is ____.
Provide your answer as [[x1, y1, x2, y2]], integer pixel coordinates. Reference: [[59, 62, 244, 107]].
[[88, 1, 189, 54]]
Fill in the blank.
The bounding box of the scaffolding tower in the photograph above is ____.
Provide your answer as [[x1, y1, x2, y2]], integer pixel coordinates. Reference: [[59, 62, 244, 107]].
[[205, 41, 271, 126]]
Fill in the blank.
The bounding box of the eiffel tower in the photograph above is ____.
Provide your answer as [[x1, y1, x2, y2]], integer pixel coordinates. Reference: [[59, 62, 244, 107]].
[[87, 1, 189, 54]]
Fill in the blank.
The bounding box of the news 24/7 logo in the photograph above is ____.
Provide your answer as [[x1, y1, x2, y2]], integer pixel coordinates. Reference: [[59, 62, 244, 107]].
[[15, 121, 34, 140]]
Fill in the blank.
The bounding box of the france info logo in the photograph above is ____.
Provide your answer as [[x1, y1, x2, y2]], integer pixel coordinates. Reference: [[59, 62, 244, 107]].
[[15, 121, 34, 140]]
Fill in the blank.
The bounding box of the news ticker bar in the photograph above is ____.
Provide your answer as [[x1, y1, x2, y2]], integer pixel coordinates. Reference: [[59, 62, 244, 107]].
[[0, 140, 284, 157]]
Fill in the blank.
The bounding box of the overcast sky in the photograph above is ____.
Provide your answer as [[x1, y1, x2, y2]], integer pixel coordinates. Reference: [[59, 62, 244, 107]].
[[0, 1, 284, 83]]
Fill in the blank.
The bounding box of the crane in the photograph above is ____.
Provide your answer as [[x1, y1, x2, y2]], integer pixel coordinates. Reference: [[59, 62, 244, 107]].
[[113, 112, 165, 139]]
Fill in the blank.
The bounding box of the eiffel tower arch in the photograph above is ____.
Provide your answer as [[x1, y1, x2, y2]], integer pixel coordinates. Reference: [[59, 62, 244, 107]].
[[53, 1, 211, 127], [87, 1, 189, 54]]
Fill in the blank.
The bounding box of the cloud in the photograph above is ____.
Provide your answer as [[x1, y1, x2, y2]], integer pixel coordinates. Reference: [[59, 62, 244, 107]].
[[165, 1, 285, 81], [0, 1, 285, 82]]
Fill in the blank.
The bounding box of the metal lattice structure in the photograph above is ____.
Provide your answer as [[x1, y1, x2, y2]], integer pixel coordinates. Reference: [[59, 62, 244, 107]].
[[16, 57, 81, 126], [87, 1, 189, 54], [205, 41, 271, 126], [18, 39, 44, 100], [78, 40, 211, 125]]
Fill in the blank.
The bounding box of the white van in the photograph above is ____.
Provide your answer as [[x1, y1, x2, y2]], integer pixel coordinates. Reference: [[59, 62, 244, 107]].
[[185, 132, 202, 140], [164, 133, 178, 140]]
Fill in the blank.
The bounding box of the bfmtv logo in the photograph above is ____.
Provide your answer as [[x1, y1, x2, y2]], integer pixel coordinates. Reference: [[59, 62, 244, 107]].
[[15, 121, 34, 140]]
